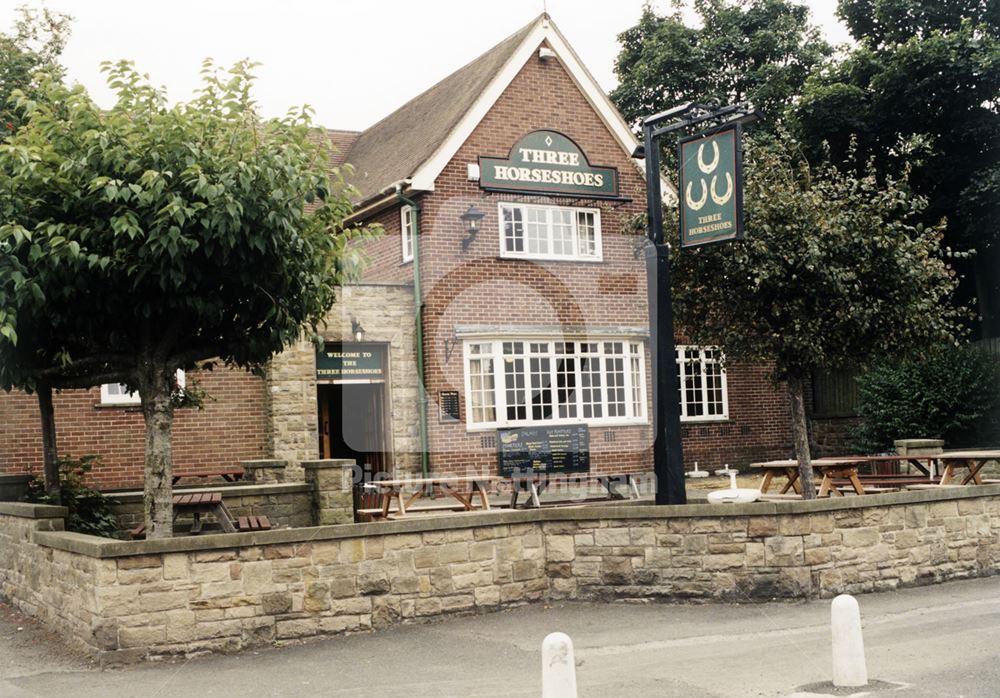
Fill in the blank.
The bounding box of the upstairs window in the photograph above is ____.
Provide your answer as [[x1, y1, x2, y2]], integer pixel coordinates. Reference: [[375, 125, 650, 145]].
[[401, 205, 415, 263], [499, 203, 601, 261], [676, 346, 728, 421]]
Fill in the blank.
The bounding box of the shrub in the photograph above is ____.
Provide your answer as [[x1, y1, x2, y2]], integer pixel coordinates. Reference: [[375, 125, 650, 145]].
[[24, 455, 120, 538], [853, 344, 1000, 452]]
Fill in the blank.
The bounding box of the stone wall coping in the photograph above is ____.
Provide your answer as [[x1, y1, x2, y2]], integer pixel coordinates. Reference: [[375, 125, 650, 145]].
[[0, 473, 32, 482], [0, 501, 69, 518], [107, 482, 310, 504], [301, 459, 356, 470], [28, 483, 1000, 559], [239, 460, 288, 469], [894, 439, 945, 447]]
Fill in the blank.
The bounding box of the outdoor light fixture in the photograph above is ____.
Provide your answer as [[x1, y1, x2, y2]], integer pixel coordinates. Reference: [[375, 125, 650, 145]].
[[460, 204, 485, 251], [351, 319, 366, 343]]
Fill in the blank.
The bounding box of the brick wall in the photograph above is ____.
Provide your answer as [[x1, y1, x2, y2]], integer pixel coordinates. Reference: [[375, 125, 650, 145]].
[[353, 42, 793, 476], [0, 367, 268, 490]]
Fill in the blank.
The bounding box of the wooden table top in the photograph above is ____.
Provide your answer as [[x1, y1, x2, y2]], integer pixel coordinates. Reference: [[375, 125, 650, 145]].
[[372, 475, 499, 488], [937, 451, 1000, 459]]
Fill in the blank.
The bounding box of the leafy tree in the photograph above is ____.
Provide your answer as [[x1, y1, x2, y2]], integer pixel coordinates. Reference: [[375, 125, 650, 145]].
[[1, 5, 71, 136], [0, 60, 376, 538], [789, 0, 1000, 337], [671, 138, 964, 497], [853, 343, 1000, 452], [612, 0, 831, 142]]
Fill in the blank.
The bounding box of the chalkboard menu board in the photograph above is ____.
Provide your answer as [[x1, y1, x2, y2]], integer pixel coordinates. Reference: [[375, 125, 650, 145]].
[[496, 424, 590, 476]]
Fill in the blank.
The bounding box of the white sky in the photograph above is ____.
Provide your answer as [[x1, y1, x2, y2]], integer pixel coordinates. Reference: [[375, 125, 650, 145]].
[[3, 0, 852, 131]]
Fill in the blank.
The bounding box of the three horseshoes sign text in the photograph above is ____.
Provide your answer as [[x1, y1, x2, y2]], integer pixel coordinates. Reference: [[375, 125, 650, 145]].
[[678, 124, 744, 248]]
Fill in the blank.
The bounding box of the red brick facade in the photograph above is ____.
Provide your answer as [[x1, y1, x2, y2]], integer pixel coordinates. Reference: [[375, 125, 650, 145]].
[[0, 25, 801, 490], [0, 368, 268, 490]]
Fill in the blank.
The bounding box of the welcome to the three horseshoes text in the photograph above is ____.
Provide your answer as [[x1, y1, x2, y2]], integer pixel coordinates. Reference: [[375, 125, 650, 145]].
[[686, 139, 735, 236]]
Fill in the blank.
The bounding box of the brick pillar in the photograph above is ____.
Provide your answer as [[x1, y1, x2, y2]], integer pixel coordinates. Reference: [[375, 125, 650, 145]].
[[240, 459, 288, 484], [302, 459, 357, 525]]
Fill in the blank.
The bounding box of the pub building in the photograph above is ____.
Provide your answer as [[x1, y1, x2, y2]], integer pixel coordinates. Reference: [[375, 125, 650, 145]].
[[0, 14, 835, 492]]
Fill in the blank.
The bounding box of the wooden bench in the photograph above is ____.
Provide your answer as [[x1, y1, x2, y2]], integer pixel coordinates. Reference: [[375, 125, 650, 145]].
[[237, 515, 271, 532], [172, 468, 244, 486], [508, 472, 642, 509]]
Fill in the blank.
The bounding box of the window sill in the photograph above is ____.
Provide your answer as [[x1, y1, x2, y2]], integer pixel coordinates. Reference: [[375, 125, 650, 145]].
[[463, 418, 649, 433], [95, 401, 142, 409], [680, 417, 730, 425], [496, 255, 604, 264]]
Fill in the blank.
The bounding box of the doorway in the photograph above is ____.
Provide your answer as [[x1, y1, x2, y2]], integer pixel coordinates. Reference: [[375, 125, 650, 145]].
[[317, 381, 391, 476]]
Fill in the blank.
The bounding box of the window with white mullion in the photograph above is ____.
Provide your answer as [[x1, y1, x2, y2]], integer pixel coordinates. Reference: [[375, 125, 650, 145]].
[[676, 345, 729, 421], [499, 203, 601, 261]]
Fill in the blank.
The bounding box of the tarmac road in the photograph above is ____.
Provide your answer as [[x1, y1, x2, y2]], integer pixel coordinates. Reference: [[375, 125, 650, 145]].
[[2, 575, 999, 697]]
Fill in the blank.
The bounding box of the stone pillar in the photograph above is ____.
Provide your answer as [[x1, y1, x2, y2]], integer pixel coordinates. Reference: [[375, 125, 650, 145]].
[[302, 459, 357, 525], [240, 459, 288, 484], [894, 438, 945, 456]]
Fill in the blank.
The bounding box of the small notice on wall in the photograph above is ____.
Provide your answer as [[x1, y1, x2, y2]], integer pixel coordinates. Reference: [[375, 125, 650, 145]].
[[439, 391, 460, 422], [496, 424, 590, 476]]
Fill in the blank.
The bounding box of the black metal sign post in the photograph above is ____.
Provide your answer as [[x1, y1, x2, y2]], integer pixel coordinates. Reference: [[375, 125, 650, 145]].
[[640, 103, 756, 506]]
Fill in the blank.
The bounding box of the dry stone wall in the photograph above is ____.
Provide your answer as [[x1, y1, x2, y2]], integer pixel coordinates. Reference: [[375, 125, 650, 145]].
[[2, 487, 1000, 663]]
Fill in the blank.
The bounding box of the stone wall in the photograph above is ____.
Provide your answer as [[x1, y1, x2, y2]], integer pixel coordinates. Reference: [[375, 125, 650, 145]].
[[2, 486, 1000, 663], [107, 482, 314, 532], [267, 284, 418, 478]]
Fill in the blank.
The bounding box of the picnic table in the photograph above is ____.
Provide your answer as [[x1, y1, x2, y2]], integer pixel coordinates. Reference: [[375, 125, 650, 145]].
[[361, 475, 499, 518], [751, 457, 937, 497], [508, 472, 642, 509], [129, 492, 271, 538], [937, 451, 1000, 485], [172, 468, 244, 486]]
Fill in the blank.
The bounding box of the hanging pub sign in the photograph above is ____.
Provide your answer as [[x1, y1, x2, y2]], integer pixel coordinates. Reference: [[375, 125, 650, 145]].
[[315, 344, 385, 382], [479, 130, 619, 198], [678, 123, 744, 248]]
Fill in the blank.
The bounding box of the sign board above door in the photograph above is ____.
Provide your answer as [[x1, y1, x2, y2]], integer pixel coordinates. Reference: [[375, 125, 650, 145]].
[[316, 344, 386, 382], [479, 130, 619, 198]]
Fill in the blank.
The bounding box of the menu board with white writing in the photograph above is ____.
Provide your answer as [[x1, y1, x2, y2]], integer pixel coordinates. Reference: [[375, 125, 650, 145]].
[[496, 424, 590, 476]]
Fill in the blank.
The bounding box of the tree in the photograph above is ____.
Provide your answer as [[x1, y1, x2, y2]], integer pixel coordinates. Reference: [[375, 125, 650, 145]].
[[789, 0, 1000, 337], [612, 0, 831, 142], [0, 5, 72, 498], [670, 138, 964, 497], [1, 5, 71, 136], [0, 60, 376, 537]]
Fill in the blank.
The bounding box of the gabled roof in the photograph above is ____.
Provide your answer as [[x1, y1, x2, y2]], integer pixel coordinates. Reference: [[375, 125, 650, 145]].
[[343, 18, 538, 202], [340, 13, 673, 208]]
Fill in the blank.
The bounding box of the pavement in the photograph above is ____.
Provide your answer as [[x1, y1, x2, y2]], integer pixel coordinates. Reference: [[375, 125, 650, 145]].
[[2, 575, 1000, 697]]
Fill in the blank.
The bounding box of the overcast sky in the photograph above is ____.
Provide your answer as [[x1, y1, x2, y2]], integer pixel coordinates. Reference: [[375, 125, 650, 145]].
[[4, 0, 852, 131]]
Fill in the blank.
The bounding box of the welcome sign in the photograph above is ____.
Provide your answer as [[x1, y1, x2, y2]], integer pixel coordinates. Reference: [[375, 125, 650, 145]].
[[678, 124, 744, 248], [479, 130, 619, 198]]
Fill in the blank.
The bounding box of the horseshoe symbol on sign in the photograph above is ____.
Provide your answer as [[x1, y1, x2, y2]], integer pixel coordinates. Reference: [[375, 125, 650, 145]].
[[686, 179, 708, 211], [697, 141, 720, 174], [710, 172, 733, 206]]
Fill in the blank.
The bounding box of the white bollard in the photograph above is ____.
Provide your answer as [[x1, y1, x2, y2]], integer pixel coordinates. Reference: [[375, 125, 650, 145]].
[[831, 594, 868, 688], [542, 631, 578, 698]]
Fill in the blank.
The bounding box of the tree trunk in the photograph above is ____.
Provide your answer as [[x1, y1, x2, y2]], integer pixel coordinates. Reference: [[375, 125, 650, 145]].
[[139, 365, 176, 539], [37, 383, 61, 503], [787, 372, 816, 500]]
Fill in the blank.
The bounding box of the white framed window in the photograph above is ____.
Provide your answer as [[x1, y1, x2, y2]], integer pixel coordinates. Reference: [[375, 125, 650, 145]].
[[100, 370, 186, 406], [676, 346, 728, 421], [401, 205, 415, 263], [463, 338, 645, 429], [498, 203, 602, 261]]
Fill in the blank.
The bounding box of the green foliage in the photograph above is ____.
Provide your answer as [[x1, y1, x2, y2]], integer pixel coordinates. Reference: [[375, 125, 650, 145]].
[[790, 0, 1000, 334], [0, 58, 378, 393], [853, 344, 1000, 451], [612, 0, 831, 138], [1, 6, 71, 136], [671, 136, 966, 382], [24, 455, 120, 538]]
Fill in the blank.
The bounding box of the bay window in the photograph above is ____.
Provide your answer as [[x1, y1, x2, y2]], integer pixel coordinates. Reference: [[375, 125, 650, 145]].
[[463, 339, 646, 429]]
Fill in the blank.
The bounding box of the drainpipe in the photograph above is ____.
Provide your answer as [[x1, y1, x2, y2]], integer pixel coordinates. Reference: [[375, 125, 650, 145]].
[[396, 185, 431, 477]]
